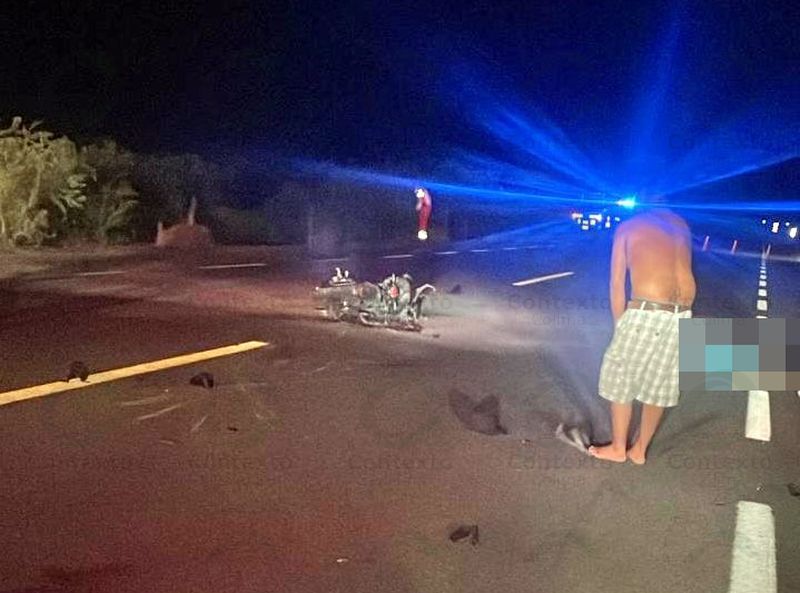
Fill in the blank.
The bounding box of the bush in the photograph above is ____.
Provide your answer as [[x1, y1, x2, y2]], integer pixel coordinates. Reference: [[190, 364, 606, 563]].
[[0, 117, 88, 247], [74, 140, 139, 244]]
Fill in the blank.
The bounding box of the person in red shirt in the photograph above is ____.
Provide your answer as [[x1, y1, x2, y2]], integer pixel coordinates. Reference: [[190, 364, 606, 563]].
[[415, 187, 432, 240]]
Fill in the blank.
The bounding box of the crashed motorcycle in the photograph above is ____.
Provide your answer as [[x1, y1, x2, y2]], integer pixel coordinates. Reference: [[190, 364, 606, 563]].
[[313, 268, 436, 331]]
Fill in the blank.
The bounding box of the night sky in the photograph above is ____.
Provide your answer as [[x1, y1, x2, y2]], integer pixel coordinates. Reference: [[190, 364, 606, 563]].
[[3, 0, 798, 199]]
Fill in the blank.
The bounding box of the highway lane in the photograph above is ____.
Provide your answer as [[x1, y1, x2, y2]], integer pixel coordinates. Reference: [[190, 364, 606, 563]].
[[0, 233, 798, 593]]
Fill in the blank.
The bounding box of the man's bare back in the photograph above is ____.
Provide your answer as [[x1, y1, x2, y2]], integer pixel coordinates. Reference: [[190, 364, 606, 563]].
[[590, 206, 697, 465], [609, 209, 696, 320]]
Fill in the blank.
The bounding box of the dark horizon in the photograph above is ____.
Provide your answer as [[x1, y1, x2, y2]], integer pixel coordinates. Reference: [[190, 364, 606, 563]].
[[3, 0, 798, 205]]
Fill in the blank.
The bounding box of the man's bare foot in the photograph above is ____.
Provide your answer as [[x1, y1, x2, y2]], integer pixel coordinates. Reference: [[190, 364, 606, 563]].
[[588, 444, 626, 463], [627, 444, 646, 465]]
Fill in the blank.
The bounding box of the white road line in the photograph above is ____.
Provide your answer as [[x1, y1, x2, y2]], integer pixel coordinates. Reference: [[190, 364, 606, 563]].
[[0, 341, 269, 407], [757, 300, 768, 312], [523, 245, 538, 249], [382, 254, 414, 260], [745, 390, 771, 441], [198, 262, 267, 270], [758, 289, 768, 297], [434, 250, 459, 256], [728, 501, 776, 593], [75, 270, 126, 277], [512, 271, 575, 287], [759, 280, 767, 288], [469, 249, 490, 253], [316, 257, 349, 263], [501, 247, 520, 251], [756, 315, 768, 319]]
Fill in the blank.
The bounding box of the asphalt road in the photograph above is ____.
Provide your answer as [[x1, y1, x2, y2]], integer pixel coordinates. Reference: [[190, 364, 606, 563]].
[[0, 228, 798, 593]]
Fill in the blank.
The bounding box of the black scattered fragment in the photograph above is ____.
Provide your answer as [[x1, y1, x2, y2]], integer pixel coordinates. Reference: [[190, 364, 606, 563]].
[[788, 483, 800, 497], [66, 361, 90, 382], [449, 524, 479, 546], [190, 372, 215, 389], [448, 390, 508, 436]]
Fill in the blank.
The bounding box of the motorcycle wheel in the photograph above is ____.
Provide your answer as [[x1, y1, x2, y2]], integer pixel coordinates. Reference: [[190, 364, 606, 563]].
[[358, 311, 385, 327]]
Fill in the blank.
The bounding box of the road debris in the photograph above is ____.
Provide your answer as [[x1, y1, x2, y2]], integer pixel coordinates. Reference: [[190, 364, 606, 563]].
[[555, 423, 591, 455], [448, 390, 508, 436], [190, 372, 215, 389], [190, 414, 208, 434], [66, 361, 90, 382], [449, 524, 480, 546], [135, 402, 186, 422], [335, 557, 350, 564], [788, 483, 800, 497]]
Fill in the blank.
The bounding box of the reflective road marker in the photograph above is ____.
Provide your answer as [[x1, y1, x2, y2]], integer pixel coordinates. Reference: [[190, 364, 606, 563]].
[[0, 341, 270, 407]]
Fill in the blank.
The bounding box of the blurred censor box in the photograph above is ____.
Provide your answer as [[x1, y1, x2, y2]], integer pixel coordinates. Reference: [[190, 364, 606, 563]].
[[679, 318, 800, 391]]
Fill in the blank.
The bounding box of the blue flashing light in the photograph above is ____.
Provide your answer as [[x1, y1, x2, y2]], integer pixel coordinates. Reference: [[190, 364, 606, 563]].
[[616, 196, 637, 209]]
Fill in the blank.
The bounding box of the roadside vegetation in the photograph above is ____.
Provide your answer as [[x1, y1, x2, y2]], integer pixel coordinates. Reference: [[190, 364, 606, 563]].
[[0, 117, 441, 251]]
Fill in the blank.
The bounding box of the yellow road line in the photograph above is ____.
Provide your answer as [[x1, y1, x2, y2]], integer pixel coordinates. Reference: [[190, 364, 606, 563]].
[[0, 341, 269, 407]]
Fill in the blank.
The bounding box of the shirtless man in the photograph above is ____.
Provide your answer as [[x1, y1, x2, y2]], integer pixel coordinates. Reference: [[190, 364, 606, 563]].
[[589, 200, 696, 464]]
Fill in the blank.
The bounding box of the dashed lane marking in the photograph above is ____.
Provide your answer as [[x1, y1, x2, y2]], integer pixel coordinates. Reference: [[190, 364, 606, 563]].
[[758, 289, 767, 297], [434, 251, 459, 256], [728, 501, 776, 593], [745, 390, 771, 441], [382, 254, 414, 260], [759, 280, 767, 288], [469, 249, 490, 253], [757, 300, 768, 312], [74, 270, 126, 277], [512, 271, 575, 287], [0, 341, 270, 407], [198, 263, 267, 270]]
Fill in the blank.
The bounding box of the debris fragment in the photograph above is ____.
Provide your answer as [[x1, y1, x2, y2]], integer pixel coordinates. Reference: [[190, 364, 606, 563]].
[[788, 483, 800, 497], [449, 524, 480, 546], [190, 372, 215, 389], [555, 423, 591, 455], [66, 361, 90, 382], [448, 390, 508, 435], [135, 403, 186, 422], [227, 426, 239, 432], [190, 415, 208, 434], [335, 557, 349, 564]]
